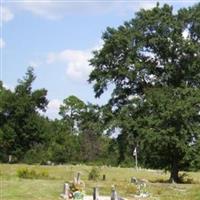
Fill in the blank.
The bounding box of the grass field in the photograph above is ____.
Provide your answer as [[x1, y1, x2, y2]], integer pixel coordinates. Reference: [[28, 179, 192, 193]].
[[0, 164, 200, 200]]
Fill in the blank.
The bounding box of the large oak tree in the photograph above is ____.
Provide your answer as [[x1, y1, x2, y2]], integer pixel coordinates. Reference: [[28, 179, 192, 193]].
[[89, 3, 200, 182]]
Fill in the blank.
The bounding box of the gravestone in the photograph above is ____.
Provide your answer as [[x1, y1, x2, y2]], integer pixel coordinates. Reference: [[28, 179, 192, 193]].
[[8, 155, 12, 163], [111, 186, 118, 200], [131, 177, 137, 184], [60, 183, 70, 200]]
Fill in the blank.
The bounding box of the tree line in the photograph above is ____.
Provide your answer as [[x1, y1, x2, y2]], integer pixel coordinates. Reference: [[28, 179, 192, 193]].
[[0, 68, 119, 166], [0, 3, 200, 183]]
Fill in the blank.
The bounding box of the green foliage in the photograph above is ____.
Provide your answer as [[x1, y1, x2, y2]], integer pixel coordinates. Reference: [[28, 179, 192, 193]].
[[59, 95, 86, 134], [0, 67, 48, 161], [17, 168, 49, 179], [78, 104, 105, 162], [89, 3, 200, 182], [0, 68, 119, 166], [49, 130, 80, 163], [60, 95, 86, 119], [88, 167, 101, 180], [58, 98, 113, 164], [138, 87, 200, 181], [23, 145, 50, 165], [1, 4, 200, 178]]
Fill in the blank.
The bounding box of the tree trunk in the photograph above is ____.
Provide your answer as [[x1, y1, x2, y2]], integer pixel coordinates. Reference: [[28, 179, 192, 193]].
[[169, 160, 179, 183]]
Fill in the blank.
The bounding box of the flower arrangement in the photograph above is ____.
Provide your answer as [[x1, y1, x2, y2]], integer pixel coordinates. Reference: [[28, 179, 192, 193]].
[[67, 173, 85, 200]]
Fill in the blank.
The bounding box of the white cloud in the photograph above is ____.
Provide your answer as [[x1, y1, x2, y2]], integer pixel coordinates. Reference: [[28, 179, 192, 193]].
[[114, 1, 156, 15], [17, 1, 63, 20], [48, 99, 62, 110], [0, 38, 5, 48], [65, 50, 92, 80], [1, 7, 14, 23], [11, 1, 158, 20], [46, 41, 104, 81], [138, 1, 156, 10], [47, 49, 92, 81], [14, 1, 115, 20], [3, 83, 14, 91], [45, 99, 62, 119], [4, 1, 199, 21]]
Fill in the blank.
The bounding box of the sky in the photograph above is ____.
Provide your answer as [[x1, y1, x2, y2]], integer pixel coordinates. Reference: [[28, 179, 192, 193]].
[[0, 0, 199, 119]]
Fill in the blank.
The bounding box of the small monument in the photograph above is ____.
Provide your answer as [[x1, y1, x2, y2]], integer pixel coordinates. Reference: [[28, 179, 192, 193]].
[[111, 185, 118, 200]]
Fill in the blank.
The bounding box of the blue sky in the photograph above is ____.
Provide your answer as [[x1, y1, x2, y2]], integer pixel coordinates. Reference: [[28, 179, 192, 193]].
[[0, 0, 199, 119]]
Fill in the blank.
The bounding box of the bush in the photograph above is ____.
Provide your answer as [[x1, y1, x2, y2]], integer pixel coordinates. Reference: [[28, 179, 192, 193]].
[[126, 184, 137, 194], [17, 168, 49, 179], [88, 167, 101, 181], [179, 173, 195, 184]]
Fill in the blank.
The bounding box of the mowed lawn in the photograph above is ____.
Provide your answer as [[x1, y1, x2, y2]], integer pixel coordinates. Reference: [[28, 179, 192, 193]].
[[1, 164, 200, 200]]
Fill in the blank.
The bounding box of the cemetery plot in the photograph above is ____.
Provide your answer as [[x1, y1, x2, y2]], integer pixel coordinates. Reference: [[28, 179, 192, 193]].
[[1, 164, 200, 200]]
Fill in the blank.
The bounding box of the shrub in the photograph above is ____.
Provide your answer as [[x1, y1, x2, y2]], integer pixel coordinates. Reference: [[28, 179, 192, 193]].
[[88, 167, 101, 181], [126, 184, 137, 194], [17, 168, 49, 179], [179, 173, 195, 184]]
